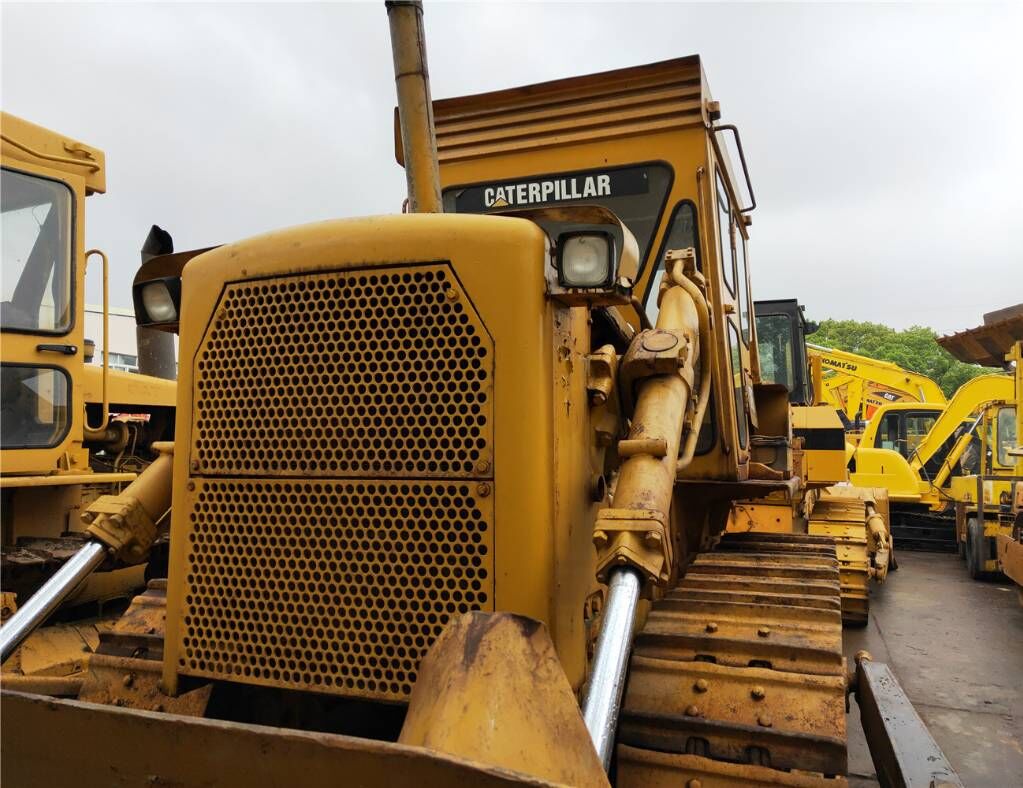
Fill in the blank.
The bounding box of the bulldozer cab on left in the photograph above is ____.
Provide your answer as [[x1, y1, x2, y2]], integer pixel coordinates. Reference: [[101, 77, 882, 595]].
[[1, 114, 176, 678]]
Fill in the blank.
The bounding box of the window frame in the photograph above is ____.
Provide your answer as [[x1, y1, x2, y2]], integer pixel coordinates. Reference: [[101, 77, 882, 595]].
[[0, 166, 77, 337], [640, 198, 701, 319], [0, 361, 73, 449], [714, 169, 736, 299], [727, 321, 748, 450], [996, 406, 1017, 468]]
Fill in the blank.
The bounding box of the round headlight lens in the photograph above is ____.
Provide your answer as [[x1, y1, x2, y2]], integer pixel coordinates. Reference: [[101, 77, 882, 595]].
[[560, 235, 611, 287], [142, 282, 177, 323]]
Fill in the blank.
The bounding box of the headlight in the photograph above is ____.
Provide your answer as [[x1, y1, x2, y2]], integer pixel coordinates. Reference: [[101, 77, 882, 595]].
[[558, 233, 613, 287], [142, 281, 178, 323]]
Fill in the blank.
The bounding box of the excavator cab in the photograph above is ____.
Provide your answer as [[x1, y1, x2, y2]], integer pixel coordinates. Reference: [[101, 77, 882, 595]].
[[753, 298, 814, 406]]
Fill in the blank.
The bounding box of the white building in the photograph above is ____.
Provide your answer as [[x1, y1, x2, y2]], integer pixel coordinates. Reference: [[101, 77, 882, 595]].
[[84, 305, 178, 373]]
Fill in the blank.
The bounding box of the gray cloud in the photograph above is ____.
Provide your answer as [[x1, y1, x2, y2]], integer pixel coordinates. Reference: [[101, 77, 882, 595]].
[[3, 2, 1019, 334]]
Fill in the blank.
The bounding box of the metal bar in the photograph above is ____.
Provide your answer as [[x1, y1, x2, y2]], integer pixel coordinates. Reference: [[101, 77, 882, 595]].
[[386, 0, 442, 213], [0, 541, 106, 663], [855, 656, 963, 787], [582, 566, 643, 770]]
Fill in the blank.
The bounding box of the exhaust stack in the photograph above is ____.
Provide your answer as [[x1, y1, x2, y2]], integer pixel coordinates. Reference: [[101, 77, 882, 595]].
[[386, 0, 442, 213]]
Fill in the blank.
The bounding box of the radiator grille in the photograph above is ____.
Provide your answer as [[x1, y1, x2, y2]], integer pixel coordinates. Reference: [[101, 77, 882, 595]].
[[180, 264, 496, 702], [192, 265, 492, 478], [181, 479, 493, 700]]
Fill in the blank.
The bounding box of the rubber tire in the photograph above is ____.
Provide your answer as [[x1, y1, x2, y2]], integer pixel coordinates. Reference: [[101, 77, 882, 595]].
[[966, 518, 985, 579]]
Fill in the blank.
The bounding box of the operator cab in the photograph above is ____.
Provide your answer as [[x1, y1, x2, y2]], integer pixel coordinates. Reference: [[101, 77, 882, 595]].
[[753, 298, 815, 406]]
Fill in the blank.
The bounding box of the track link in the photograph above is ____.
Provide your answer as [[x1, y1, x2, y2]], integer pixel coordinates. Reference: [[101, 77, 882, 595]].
[[806, 495, 873, 626], [889, 507, 957, 553], [617, 532, 848, 787]]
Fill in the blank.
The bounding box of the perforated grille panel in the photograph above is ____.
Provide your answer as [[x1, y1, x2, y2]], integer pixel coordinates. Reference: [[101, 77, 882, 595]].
[[179, 264, 496, 702], [180, 479, 493, 700], [191, 265, 492, 477]]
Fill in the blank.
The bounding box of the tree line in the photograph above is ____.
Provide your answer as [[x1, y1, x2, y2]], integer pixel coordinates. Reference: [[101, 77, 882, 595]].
[[806, 318, 999, 398]]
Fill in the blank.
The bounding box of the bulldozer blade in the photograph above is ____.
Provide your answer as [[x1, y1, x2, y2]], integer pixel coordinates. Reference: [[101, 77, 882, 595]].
[[400, 611, 609, 787], [1, 689, 565, 788]]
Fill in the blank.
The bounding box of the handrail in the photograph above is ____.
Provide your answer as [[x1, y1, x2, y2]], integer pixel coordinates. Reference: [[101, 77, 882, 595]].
[[0, 133, 101, 173], [84, 249, 110, 432]]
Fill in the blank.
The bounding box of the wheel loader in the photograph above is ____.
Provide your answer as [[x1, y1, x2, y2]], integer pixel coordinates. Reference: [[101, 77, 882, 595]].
[[0, 113, 178, 680], [0, 3, 960, 786]]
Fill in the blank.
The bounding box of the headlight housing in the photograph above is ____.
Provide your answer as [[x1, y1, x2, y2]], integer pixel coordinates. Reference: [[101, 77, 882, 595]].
[[557, 233, 614, 288], [133, 275, 182, 329]]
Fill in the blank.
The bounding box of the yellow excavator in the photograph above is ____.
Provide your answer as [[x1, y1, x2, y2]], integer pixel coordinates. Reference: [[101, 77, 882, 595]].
[[1, 4, 959, 786], [850, 370, 1012, 551], [807, 345, 946, 435], [0, 113, 177, 677], [936, 306, 1022, 580]]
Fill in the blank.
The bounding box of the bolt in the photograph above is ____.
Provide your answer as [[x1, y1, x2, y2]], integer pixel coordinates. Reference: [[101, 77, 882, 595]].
[[685, 704, 700, 717], [475, 459, 491, 474], [705, 621, 718, 633], [592, 530, 608, 548], [445, 288, 458, 301], [693, 678, 708, 693], [758, 714, 773, 728], [644, 530, 662, 546], [123, 673, 135, 688], [590, 391, 607, 407], [190, 459, 200, 472], [757, 626, 771, 638], [687, 781, 702, 788], [154, 704, 164, 713], [187, 481, 196, 492], [751, 686, 765, 700], [81, 511, 96, 524], [113, 698, 126, 707], [476, 482, 491, 498]]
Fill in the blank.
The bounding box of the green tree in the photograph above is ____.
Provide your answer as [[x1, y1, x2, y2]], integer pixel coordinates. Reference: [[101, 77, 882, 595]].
[[807, 318, 999, 398]]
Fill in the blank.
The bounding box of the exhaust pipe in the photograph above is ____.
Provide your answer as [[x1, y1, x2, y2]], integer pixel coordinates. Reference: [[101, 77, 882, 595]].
[[581, 566, 643, 770], [386, 0, 442, 213]]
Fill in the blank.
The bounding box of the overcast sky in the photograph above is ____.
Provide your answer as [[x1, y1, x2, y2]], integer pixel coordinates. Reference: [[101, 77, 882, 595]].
[[3, 2, 1019, 334]]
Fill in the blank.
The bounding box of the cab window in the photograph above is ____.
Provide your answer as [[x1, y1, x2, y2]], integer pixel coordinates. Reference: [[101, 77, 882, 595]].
[[997, 406, 1017, 467], [736, 231, 750, 343], [0, 364, 71, 448], [715, 171, 735, 297], [643, 201, 698, 323], [728, 322, 747, 449], [1, 168, 74, 333], [756, 313, 794, 390]]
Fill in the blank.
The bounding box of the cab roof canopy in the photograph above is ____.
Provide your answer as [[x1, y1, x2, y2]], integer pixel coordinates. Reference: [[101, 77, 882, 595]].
[[937, 304, 1023, 367], [397, 55, 710, 166], [1, 112, 106, 194]]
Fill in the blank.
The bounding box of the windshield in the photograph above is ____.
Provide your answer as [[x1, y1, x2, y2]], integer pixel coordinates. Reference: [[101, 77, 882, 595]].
[[442, 163, 672, 276], [756, 313, 795, 390], [1, 168, 73, 333]]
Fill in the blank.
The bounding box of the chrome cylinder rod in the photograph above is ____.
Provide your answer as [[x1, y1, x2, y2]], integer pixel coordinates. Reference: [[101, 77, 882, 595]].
[[581, 566, 643, 770], [0, 541, 106, 664]]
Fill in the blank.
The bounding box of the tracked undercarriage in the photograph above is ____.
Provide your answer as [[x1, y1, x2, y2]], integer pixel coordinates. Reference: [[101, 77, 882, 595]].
[[620, 533, 848, 786]]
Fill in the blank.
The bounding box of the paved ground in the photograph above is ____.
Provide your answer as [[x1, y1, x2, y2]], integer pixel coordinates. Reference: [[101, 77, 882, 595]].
[[843, 550, 1023, 787]]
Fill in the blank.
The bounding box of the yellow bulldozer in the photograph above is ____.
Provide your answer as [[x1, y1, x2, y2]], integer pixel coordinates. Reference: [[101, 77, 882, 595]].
[[0, 3, 960, 786], [0, 112, 178, 678]]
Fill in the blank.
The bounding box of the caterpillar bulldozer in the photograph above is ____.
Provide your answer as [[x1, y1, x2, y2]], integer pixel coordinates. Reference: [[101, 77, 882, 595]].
[[935, 305, 1022, 580], [807, 345, 947, 435], [0, 3, 960, 786], [0, 114, 177, 680]]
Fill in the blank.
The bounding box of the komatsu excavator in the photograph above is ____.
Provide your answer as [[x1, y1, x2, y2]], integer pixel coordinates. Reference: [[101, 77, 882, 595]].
[[0, 4, 959, 786], [0, 114, 177, 679], [808, 345, 947, 434]]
